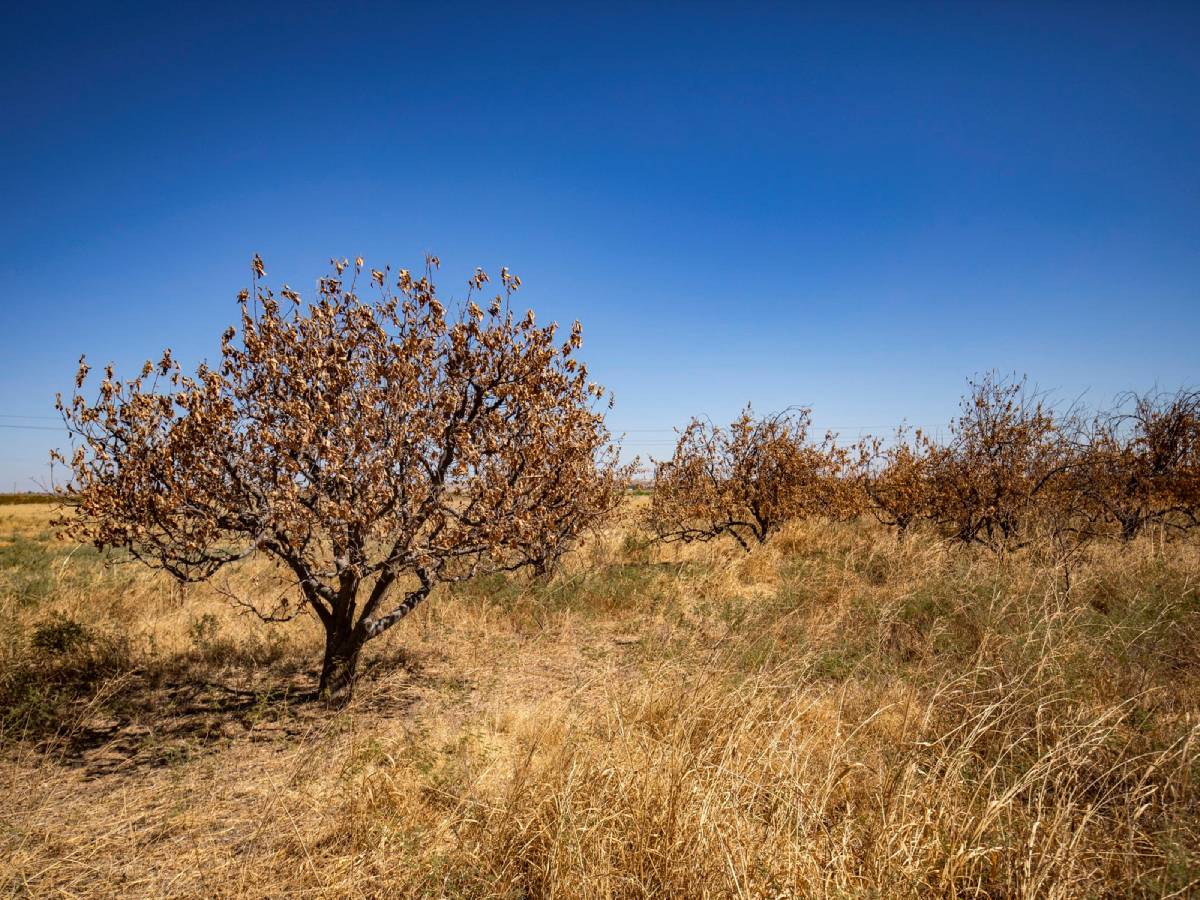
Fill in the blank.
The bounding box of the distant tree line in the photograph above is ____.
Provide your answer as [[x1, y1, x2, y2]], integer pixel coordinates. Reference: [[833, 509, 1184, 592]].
[[645, 374, 1200, 553]]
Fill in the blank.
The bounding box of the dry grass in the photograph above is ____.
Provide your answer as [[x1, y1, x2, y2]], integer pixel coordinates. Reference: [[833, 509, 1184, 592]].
[[1, 501, 1199, 897]]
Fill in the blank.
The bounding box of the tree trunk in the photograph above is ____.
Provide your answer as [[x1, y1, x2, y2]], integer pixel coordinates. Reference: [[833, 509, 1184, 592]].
[[319, 627, 364, 706], [1120, 515, 1141, 543]]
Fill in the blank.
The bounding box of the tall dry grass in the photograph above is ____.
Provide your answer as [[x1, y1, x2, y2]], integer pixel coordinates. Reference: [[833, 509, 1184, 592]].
[[1, 501, 1198, 897]]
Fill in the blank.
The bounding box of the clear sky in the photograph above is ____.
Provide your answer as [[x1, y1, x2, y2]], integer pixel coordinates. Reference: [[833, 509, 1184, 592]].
[[1, 1, 1197, 488]]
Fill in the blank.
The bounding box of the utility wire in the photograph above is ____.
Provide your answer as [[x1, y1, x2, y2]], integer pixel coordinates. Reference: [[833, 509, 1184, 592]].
[[0, 414, 944, 436]]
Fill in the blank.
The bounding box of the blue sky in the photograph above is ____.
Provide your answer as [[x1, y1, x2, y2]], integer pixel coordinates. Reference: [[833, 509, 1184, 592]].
[[1, 1, 1197, 487]]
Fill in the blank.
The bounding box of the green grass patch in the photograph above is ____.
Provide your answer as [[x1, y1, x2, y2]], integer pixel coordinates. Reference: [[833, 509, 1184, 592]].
[[0, 494, 61, 506], [450, 562, 666, 618]]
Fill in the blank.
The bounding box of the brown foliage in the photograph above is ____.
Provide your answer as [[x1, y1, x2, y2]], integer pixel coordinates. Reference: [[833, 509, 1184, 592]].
[[860, 426, 937, 533], [924, 373, 1061, 550], [1068, 388, 1200, 541], [859, 378, 1199, 555], [53, 256, 628, 702], [645, 374, 1198, 559], [646, 406, 857, 550]]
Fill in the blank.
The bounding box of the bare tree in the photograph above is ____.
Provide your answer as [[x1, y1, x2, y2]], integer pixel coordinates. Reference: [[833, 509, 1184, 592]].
[[54, 256, 628, 703], [646, 406, 856, 550]]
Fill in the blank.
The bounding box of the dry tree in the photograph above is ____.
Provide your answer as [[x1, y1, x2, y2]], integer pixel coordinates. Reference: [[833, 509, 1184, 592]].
[[646, 405, 856, 550], [926, 373, 1059, 550], [54, 256, 629, 703], [1070, 388, 1200, 541], [859, 426, 938, 535]]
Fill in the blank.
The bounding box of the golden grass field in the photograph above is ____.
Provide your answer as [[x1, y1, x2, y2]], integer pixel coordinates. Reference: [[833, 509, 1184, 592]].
[[2, 499, 1199, 897]]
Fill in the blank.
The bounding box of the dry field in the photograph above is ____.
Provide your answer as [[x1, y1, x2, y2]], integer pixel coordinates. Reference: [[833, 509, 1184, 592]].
[[2, 499, 1199, 897]]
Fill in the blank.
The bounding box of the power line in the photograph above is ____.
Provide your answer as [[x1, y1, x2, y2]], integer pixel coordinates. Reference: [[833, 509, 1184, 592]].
[[0, 416, 945, 437]]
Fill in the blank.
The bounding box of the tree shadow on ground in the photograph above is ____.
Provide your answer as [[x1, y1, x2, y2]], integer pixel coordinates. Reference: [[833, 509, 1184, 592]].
[[20, 646, 422, 779]]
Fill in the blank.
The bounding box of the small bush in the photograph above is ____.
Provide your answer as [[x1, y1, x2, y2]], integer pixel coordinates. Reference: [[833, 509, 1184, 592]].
[[0, 617, 133, 740], [30, 618, 92, 654]]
